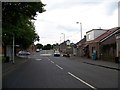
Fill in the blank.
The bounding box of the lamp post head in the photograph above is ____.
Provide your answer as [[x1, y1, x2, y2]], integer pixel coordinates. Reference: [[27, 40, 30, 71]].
[[76, 22, 79, 24], [76, 22, 82, 25]]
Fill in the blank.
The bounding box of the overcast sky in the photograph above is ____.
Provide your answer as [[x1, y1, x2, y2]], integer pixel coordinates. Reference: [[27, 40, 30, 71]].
[[34, 0, 119, 45]]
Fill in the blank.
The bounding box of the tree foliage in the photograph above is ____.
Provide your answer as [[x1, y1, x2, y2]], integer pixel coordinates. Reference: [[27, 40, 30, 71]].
[[42, 44, 52, 50], [2, 2, 45, 49], [36, 43, 43, 49]]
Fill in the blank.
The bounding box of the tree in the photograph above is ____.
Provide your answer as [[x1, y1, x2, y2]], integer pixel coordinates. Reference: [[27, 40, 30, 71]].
[[2, 2, 45, 50], [2, 2, 46, 57], [42, 44, 52, 50], [36, 43, 43, 49]]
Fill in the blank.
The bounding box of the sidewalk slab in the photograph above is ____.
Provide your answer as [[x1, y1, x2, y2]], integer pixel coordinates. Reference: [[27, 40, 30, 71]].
[[70, 56, 120, 71], [2, 56, 29, 76]]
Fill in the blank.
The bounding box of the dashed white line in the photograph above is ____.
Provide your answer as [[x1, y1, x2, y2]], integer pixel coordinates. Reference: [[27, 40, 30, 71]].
[[51, 61, 54, 64], [35, 59, 42, 61], [56, 64, 63, 70], [68, 72, 96, 90], [46, 57, 50, 61]]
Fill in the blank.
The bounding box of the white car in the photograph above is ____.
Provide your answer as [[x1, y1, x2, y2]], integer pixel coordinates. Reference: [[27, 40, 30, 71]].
[[54, 51, 60, 57], [36, 49, 40, 52], [17, 50, 30, 56]]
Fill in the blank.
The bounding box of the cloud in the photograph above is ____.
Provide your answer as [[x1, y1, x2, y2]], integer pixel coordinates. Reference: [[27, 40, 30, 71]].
[[44, 0, 104, 11], [34, 0, 118, 45], [102, 1, 119, 15], [56, 25, 78, 32]]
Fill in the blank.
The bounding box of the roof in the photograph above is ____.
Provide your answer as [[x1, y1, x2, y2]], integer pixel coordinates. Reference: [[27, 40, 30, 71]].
[[95, 27, 119, 42], [75, 36, 86, 46], [75, 36, 86, 47], [86, 29, 106, 33], [86, 27, 120, 44]]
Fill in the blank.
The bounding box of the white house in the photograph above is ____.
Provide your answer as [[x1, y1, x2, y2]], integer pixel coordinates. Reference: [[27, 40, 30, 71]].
[[86, 29, 107, 41]]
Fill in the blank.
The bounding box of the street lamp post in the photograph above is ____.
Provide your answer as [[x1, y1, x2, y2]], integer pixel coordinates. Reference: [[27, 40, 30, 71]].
[[59, 36, 61, 52], [12, 35, 15, 64], [61, 33, 65, 42], [76, 22, 82, 40]]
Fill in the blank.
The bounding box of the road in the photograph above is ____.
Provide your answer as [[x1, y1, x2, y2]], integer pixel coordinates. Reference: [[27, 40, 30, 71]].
[[3, 50, 118, 89]]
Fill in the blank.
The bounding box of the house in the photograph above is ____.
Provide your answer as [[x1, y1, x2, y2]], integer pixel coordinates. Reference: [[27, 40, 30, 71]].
[[84, 29, 107, 58], [74, 36, 86, 57], [72, 43, 77, 56], [116, 30, 120, 58], [86, 29, 107, 41], [53, 43, 59, 51], [59, 41, 66, 54], [85, 27, 119, 62], [59, 40, 73, 55]]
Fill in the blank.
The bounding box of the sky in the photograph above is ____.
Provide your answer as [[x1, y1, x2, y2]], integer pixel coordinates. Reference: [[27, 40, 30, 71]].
[[34, 0, 119, 45]]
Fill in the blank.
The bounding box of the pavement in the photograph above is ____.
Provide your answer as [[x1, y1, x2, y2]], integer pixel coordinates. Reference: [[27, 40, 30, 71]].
[[2, 53, 120, 77], [2, 56, 30, 76], [70, 55, 120, 71]]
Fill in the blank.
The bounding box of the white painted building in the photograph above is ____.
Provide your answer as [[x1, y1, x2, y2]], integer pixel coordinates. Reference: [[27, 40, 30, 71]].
[[86, 29, 107, 41]]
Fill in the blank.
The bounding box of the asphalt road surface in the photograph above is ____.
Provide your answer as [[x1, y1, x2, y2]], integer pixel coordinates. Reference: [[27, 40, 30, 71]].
[[3, 50, 119, 89]]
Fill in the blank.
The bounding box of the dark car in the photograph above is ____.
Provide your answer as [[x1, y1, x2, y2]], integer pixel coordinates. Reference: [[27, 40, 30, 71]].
[[54, 51, 60, 57], [63, 54, 70, 57]]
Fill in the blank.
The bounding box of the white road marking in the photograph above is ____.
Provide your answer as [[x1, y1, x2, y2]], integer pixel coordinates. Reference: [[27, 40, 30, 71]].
[[51, 61, 54, 64], [56, 64, 63, 70], [40, 54, 52, 56], [35, 59, 42, 61], [68, 72, 96, 90], [47, 57, 50, 61]]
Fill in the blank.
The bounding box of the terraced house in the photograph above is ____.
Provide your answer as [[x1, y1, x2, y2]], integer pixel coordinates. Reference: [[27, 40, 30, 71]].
[[116, 30, 120, 59], [85, 27, 120, 62], [74, 27, 120, 63]]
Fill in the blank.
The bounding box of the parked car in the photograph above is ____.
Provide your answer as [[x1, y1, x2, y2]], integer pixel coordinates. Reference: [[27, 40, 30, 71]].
[[40, 49, 42, 51], [63, 54, 70, 57], [36, 49, 40, 52], [54, 51, 60, 57], [17, 50, 30, 56]]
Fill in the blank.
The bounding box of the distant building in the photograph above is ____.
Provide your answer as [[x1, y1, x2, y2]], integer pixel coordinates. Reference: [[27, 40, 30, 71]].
[[53, 43, 59, 51], [59, 40, 73, 55], [59, 41, 66, 54], [74, 36, 86, 57]]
